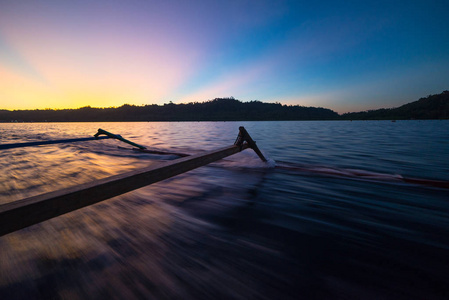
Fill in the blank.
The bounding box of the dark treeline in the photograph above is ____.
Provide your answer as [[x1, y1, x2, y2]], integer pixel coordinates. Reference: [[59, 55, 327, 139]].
[[1, 91, 448, 122], [341, 91, 449, 120], [0, 97, 338, 122]]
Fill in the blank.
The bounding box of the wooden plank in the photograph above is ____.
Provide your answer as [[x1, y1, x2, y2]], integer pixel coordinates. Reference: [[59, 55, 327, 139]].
[[0, 143, 249, 236]]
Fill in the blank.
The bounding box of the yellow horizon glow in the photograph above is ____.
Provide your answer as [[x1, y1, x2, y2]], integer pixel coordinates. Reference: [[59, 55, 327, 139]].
[[0, 16, 200, 111]]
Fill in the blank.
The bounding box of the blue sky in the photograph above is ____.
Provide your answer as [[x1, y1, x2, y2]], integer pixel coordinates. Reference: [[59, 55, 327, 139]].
[[0, 0, 448, 113]]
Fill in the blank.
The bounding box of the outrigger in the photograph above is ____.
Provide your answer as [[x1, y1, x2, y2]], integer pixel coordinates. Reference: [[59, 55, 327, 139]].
[[0, 127, 267, 236]]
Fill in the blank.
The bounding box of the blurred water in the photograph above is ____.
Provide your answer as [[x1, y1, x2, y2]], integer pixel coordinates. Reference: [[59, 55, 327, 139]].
[[0, 121, 448, 299]]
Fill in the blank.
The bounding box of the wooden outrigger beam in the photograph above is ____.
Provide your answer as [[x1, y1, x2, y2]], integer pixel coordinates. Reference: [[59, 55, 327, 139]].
[[0, 136, 110, 150], [94, 128, 147, 150], [235, 126, 267, 162], [0, 127, 266, 236], [0, 128, 147, 151]]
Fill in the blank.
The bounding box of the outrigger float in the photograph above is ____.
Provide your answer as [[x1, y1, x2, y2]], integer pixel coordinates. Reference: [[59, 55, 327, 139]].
[[0, 127, 266, 237]]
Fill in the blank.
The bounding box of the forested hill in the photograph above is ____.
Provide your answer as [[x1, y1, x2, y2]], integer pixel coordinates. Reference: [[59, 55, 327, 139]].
[[0, 98, 339, 122], [341, 91, 449, 120], [1, 92, 448, 122]]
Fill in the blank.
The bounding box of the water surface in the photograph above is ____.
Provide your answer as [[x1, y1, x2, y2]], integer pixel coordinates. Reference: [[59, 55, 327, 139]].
[[1, 121, 448, 299]]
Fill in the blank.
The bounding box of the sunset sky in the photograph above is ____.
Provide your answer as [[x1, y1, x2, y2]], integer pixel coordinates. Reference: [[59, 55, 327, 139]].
[[1, 0, 448, 113]]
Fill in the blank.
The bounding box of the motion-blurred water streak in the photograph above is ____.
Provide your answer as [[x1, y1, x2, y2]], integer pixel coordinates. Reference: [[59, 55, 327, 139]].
[[0, 121, 448, 299]]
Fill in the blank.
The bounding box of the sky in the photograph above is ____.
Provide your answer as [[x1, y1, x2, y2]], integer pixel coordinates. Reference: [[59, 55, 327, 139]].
[[0, 0, 448, 113]]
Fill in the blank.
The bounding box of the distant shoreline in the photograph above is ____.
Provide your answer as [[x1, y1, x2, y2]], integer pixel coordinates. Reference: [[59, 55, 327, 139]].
[[1, 119, 447, 124], [1, 91, 448, 122]]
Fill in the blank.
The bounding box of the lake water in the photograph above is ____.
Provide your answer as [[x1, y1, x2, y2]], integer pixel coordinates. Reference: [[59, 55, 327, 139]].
[[1, 121, 448, 299]]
